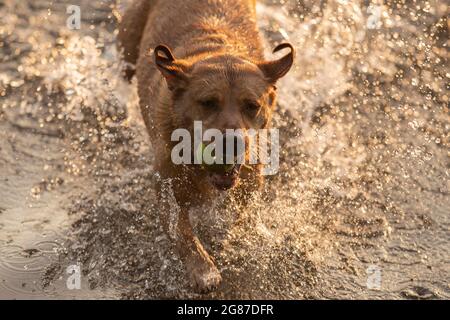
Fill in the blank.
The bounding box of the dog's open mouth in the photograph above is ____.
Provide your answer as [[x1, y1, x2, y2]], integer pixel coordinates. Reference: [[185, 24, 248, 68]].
[[207, 164, 241, 190]]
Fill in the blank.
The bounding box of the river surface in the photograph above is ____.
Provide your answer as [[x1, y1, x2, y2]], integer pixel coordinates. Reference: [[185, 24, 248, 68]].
[[0, 0, 449, 299]]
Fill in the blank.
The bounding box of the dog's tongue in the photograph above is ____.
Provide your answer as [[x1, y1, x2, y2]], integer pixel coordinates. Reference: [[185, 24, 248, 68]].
[[209, 166, 240, 190]]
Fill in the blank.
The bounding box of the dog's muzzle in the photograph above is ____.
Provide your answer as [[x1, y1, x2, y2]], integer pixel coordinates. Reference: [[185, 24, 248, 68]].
[[206, 132, 245, 190]]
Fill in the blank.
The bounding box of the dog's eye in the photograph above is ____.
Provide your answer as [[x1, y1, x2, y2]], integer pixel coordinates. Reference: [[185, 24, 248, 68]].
[[244, 100, 261, 116], [199, 98, 219, 109]]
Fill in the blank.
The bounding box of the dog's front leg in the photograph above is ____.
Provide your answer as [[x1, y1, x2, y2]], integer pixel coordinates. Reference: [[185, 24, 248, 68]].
[[176, 208, 222, 293], [156, 165, 222, 292]]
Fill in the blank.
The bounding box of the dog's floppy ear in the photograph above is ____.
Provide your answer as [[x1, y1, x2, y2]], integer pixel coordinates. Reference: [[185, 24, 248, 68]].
[[154, 45, 190, 91], [258, 43, 295, 83]]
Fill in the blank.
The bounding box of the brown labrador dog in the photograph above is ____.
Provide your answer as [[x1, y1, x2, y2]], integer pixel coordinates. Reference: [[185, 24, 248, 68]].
[[118, 0, 294, 292]]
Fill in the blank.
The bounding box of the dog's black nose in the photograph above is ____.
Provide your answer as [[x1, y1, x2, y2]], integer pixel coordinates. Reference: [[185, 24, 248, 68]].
[[221, 132, 245, 163]]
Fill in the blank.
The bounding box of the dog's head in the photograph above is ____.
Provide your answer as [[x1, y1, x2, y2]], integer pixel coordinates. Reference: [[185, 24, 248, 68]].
[[154, 44, 294, 190]]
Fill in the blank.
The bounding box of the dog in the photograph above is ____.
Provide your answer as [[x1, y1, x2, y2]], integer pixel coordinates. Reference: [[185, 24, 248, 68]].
[[118, 0, 294, 292]]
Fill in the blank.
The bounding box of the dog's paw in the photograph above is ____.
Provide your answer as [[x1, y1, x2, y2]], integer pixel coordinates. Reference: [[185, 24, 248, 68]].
[[187, 259, 222, 293]]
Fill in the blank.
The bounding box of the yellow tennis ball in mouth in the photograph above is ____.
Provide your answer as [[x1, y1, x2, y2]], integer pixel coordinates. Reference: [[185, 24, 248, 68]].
[[195, 143, 235, 173]]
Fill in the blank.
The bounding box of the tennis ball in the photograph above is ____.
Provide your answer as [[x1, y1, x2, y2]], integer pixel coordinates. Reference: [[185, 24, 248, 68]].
[[195, 142, 234, 173]]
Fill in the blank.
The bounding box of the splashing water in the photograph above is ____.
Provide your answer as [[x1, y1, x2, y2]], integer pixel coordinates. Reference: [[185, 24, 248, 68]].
[[0, 0, 448, 299]]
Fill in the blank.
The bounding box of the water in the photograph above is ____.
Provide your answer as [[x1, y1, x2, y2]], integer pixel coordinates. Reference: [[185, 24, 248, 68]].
[[0, 0, 448, 299]]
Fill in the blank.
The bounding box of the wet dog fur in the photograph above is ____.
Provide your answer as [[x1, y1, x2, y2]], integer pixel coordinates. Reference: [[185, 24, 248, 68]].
[[118, 0, 294, 292]]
